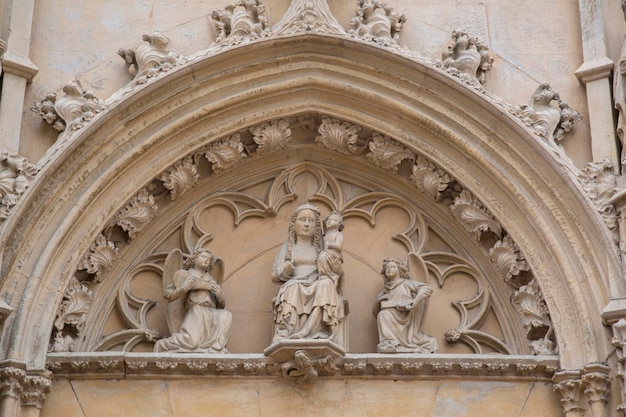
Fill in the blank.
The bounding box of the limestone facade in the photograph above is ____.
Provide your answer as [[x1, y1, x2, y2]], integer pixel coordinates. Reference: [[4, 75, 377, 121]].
[[1, 0, 625, 416]]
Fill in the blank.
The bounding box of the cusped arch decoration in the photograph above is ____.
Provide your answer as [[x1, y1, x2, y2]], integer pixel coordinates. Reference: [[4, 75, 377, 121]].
[[0, 29, 619, 376]]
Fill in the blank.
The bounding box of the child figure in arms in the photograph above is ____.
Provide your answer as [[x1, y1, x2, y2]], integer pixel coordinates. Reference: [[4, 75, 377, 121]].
[[317, 211, 344, 286]]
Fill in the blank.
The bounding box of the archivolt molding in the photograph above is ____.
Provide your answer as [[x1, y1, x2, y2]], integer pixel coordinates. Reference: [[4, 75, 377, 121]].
[[0, 0, 618, 373]]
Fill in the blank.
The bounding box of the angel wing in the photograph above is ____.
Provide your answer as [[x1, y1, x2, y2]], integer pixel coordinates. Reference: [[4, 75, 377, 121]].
[[211, 256, 225, 285], [163, 248, 185, 335], [407, 252, 430, 331]]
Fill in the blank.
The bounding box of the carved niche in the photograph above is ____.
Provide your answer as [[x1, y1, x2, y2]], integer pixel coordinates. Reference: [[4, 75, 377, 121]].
[[47, 114, 552, 359]]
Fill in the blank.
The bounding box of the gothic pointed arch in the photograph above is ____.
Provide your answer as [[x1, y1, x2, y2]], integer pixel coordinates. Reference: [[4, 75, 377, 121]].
[[0, 31, 618, 380]]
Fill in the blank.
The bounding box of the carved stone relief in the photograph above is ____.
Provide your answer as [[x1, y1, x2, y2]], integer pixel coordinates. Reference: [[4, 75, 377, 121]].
[[510, 83, 582, 149], [439, 30, 494, 85], [272, 0, 346, 36], [349, 0, 406, 46], [49, 113, 554, 357], [31, 78, 105, 133], [158, 157, 200, 200], [211, 0, 269, 46], [154, 248, 232, 353], [0, 153, 40, 223], [577, 158, 619, 244], [118, 31, 181, 84], [373, 255, 438, 353]]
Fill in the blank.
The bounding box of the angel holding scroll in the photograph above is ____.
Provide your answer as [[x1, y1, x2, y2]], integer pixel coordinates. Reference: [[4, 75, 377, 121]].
[[154, 247, 232, 353]]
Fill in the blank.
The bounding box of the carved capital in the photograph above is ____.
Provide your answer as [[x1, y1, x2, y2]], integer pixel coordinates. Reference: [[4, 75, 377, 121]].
[[581, 371, 611, 405], [21, 372, 52, 409], [553, 373, 586, 414], [0, 366, 25, 399]]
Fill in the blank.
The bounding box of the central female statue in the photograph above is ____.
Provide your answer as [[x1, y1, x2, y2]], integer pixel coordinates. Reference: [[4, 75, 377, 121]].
[[271, 203, 344, 342]]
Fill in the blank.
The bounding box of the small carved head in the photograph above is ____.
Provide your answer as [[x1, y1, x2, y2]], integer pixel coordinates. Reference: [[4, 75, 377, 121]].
[[381, 257, 409, 281], [324, 211, 344, 231], [185, 248, 214, 271]]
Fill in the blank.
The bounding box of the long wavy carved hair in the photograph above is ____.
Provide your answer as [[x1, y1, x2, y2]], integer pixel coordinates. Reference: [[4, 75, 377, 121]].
[[381, 257, 410, 281], [285, 203, 324, 262]]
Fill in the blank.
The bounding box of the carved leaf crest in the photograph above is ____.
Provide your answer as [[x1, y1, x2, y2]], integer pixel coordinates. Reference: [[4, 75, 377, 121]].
[[55, 277, 93, 332], [449, 190, 502, 240], [211, 0, 269, 46], [349, 0, 406, 46], [410, 155, 451, 200], [158, 156, 199, 200], [365, 132, 414, 175], [204, 133, 247, 173], [511, 279, 551, 340], [0, 153, 40, 222], [79, 234, 119, 280], [250, 119, 292, 154], [114, 189, 158, 239], [489, 235, 530, 288], [315, 117, 363, 155]]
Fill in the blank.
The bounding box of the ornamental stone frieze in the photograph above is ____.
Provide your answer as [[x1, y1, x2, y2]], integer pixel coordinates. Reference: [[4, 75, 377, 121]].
[[26, 0, 585, 180]]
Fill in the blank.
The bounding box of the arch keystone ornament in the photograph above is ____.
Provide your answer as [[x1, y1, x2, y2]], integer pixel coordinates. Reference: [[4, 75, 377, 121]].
[[1, 0, 623, 415]]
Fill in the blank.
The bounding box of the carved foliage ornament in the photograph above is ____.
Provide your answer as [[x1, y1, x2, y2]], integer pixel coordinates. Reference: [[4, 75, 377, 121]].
[[449, 189, 502, 240], [440, 29, 494, 85], [315, 117, 364, 156], [510, 82, 582, 144], [204, 134, 247, 173], [410, 155, 451, 201], [250, 118, 292, 154], [211, 0, 269, 46], [112, 189, 159, 240], [31, 78, 106, 133], [577, 158, 618, 243], [0, 153, 40, 222], [158, 156, 199, 200], [50, 277, 93, 353], [349, 0, 406, 46], [118, 31, 181, 84]]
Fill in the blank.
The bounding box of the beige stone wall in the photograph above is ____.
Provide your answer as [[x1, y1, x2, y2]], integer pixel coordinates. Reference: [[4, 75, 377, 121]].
[[42, 377, 560, 417], [22, 0, 603, 166]]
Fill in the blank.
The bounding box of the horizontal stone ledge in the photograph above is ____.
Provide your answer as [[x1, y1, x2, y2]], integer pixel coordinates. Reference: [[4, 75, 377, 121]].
[[47, 352, 558, 380]]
